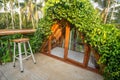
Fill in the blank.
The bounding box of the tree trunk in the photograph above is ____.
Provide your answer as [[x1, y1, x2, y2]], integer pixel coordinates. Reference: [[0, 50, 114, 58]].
[[35, 0, 38, 28], [110, 0, 116, 22], [10, 0, 15, 29], [18, 0, 22, 29], [104, 0, 111, 24]]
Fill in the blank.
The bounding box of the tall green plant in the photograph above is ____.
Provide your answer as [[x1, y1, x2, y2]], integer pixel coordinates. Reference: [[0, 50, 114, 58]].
[[10, 0, 15, 29], [30, 17, 52, 53], [0, 34, 23, 63], [88, 24, 120, 80], [0, 13, 11, 29]]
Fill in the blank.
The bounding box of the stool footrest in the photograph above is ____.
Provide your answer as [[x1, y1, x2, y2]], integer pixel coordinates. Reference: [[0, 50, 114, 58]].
[[15, 55, 32, 61], [15, 52, 30, 57]]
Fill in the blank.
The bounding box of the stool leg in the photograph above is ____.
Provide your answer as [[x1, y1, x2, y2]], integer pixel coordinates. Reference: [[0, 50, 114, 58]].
[[23, 43, 27, 58], [13, 42, 16, 67], [27, 41, 36, 64], [18, 43, 24, 72]]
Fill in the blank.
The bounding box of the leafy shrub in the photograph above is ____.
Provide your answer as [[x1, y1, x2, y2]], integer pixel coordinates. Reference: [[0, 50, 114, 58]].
[[0, 13, 11, 29], [0, 34, 23, 63], [30, 17, 53, 53], [88, 24, 120, 80]]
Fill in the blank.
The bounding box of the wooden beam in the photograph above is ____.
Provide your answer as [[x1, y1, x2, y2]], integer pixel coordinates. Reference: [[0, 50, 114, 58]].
[[83, 44, 91, 67], [41, 23, 61, 53], [79, 32, 91, 67], [48, 36, 52, 55], [64, 22, 70, 60], [73, 28, 76, 50], [91, 48, 100, 61], [0, 29, 36, 36]]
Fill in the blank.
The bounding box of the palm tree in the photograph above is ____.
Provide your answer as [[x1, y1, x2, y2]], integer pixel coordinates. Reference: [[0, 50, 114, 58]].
[[21, 0, 44, 29], [91, 0, 120, 24], [0, 0, 10, 29], [0, 0, 2, 9], [33, 0, 44, 28], [92, 0, 110, 23], [10, 0, 15, 29], [16, 0, 22, 29], [28, 0, 36, 29], [19, 0, 35, 29], [110, 0, 120, 23], [103, 0, 110, 23], [110, 0, 117, 22]]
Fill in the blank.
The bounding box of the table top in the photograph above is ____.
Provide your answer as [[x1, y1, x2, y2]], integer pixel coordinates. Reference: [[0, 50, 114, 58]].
[[0, 29, 36, 36]]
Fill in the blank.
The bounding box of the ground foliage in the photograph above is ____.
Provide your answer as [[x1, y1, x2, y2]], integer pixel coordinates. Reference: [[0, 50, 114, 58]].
[[36, 0, 120, 80], [30, 17, 53, 53]]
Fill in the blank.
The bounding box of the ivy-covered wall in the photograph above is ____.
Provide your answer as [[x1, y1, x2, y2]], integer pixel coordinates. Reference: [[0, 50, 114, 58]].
[[36, 0, 120, 80]]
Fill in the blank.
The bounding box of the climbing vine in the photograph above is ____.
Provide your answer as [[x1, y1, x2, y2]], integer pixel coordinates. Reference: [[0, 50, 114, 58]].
[[88, 24, 120, 80], [30, 17, 52, 53], [36, 0, 120, 80]]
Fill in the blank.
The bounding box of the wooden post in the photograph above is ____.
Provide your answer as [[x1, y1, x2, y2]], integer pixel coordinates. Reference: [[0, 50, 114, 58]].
[[8, 40, 12, 62], [83, 44, 90, 67], [41, 23, 59, 53], [64, 22, 70, 60], [91, 48, 100, 61], [48, 36, 51, 55], [59, 35, 63, 47], [73, 28, 76, 50]]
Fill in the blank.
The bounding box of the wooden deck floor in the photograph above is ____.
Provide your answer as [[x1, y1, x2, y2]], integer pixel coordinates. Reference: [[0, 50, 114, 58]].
[[0, 53, 103, 80]]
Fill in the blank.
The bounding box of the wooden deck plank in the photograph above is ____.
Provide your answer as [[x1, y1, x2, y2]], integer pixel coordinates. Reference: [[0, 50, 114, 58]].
[[0, 53, 103, 80]]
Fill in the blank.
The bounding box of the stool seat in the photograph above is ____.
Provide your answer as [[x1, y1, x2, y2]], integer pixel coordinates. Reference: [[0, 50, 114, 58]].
[[13, 38, 36, 72], [13, 38, 29, 43]]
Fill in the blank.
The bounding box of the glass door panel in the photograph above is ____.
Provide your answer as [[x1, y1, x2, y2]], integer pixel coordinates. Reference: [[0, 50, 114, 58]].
[[68, 28, 85, 63]]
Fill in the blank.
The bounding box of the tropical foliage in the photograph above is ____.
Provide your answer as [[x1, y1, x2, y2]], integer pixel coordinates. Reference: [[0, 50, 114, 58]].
[[0, 0, 44, 29], [0, 13, 11, 29], [0, 34, 23, 62], [0, 0, 50, 62], [88, 24, 120, 80], [30, 17, 52, 53], [91, 0, 120, 24]]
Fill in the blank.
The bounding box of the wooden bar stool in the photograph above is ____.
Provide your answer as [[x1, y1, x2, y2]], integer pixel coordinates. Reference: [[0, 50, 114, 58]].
[[13, 38, 36, 72]]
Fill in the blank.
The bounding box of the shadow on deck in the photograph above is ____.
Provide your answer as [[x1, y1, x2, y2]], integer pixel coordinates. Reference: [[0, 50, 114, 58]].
[[0, 53, 103, 80]]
